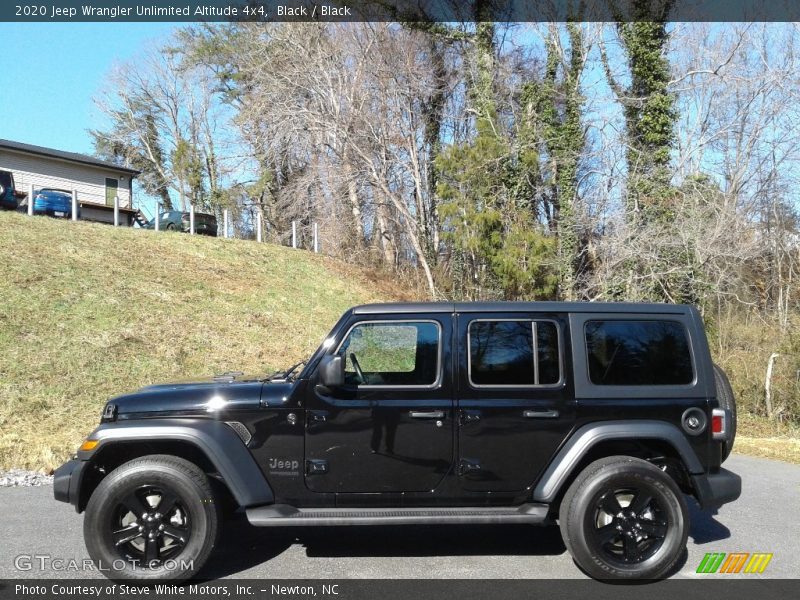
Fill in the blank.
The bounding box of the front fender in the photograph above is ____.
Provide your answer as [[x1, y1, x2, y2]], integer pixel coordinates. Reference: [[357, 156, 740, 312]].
[[532, 420, 704, 503], [81, 418, 274, 507]]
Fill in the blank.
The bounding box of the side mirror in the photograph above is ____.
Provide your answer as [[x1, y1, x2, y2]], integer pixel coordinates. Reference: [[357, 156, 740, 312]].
[[318, 354, 344, 387]]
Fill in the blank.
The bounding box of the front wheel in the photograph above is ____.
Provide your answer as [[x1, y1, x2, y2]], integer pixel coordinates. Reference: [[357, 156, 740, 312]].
[[83, 455, 220, 581], [559, 456, 688, 580]]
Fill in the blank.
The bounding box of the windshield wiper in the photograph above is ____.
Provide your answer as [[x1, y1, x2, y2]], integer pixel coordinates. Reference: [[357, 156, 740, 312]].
[[270, 360, 306, 382]]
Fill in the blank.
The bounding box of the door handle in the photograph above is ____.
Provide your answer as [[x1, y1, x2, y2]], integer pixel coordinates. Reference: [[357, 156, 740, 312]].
[[523, 409, 560, 418], [409, 410, 445, 419]]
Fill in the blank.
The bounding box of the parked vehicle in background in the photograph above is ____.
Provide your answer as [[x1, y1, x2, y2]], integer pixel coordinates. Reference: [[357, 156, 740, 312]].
[[0, 169, 19, 210], [145, 210, 218, 236], [55, 301, 740, 582], [31, 188, 79, 219]]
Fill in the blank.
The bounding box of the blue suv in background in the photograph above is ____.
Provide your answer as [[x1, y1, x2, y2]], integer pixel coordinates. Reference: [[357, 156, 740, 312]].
[[0, 170, 19, 210], [32, 188, 79, 219]]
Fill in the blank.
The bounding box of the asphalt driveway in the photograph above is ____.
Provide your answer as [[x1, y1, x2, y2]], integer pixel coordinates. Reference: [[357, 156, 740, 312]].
[[1, 454, 797, 580]]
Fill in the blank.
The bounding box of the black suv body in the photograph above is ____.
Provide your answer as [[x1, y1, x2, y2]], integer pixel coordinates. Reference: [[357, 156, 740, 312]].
[[54, 302, 740, 580]]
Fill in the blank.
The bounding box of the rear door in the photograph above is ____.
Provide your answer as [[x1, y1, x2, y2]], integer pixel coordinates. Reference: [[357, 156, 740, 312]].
[[456, 312, 576, 492], [304, 313, 455, 493]]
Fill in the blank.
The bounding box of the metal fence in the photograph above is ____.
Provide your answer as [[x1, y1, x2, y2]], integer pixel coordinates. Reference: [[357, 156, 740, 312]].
[[24, 186, 322, 254]]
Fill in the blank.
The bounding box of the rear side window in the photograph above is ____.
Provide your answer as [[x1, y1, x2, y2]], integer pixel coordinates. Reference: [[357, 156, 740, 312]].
[[585, 320, 693, 386], [0, 171, 12, 187], [469, 320, 560, 387]]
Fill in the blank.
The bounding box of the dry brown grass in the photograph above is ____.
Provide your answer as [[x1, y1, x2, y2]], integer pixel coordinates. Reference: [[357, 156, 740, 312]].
[[734, 414, 800, 464], [0, 212, 414, 471]]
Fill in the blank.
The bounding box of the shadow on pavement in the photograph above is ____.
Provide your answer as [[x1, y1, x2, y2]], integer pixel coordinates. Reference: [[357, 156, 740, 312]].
[[199, 516, 567, 579], [687, 500, 731, 544]]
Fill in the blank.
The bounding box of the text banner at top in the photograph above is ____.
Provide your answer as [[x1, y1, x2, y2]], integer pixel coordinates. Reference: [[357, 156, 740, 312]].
[[4, 1, 800, 23]]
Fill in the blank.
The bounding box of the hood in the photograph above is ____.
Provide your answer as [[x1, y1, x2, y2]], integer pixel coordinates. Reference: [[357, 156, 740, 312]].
[[108, 372, 295, 418]]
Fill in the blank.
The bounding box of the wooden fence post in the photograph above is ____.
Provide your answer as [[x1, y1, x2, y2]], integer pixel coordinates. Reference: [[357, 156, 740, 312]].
[[256, 207, 263, 242], [72, 190, 79, 222], [292, 221, 297, 249], [28, 183, 34, 216], [313, 222, 319, 253], [223, 209, 229, 239]]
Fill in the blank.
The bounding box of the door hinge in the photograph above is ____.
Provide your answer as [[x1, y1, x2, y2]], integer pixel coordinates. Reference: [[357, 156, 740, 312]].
[[306, 459, 328, 475], [458, 459, 482, 476]]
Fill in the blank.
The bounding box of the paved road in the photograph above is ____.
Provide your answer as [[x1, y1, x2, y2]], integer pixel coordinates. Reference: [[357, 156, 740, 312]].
[[1, 454, 797, 580]]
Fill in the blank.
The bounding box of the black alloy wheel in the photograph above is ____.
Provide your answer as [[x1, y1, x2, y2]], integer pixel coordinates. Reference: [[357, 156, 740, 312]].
[[110, 485, 192, 566], [559, 456, 688, 580], [84, 455, 219, 581]]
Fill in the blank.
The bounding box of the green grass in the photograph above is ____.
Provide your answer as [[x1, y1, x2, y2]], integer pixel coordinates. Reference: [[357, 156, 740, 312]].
[[0, 211, 413, 471]]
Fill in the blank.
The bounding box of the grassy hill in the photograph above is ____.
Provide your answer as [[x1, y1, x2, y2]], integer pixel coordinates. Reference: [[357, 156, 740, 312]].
[[0, 211, 414, 470]]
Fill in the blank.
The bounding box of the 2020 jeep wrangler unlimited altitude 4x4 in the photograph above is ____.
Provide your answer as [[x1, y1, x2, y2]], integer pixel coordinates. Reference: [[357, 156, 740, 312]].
[[54, 302, 740, 581]]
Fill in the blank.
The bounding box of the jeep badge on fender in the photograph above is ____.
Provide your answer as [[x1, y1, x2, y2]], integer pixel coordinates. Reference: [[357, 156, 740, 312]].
[[54, 301, 741, 581]]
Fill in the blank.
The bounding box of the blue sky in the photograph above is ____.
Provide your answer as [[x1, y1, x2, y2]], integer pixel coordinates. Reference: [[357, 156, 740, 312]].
[[0, 23, 179, 154]]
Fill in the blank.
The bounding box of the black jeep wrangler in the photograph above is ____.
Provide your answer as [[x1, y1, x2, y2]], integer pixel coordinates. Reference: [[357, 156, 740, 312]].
[[54, 302, 740, 581]]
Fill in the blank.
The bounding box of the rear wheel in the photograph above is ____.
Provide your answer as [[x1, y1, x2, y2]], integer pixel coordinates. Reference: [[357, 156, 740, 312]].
[[559, 456, 688, 580], [84, 455, 219, 581], [713, 364, 737, 461]]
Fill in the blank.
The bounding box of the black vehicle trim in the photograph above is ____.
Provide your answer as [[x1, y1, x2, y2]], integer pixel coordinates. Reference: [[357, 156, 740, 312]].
[[690, 468, 742, 509], [81, 418, 274, 507], [532, 420, 705, 503], [246, 503, 550, 526]]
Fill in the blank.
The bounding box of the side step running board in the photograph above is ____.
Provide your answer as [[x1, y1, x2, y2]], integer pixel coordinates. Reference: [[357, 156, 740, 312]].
[[246, 503, 550, 527]]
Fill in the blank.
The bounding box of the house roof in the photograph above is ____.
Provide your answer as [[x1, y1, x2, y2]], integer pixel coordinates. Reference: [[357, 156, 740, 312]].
[[0, 139, 141, 176]]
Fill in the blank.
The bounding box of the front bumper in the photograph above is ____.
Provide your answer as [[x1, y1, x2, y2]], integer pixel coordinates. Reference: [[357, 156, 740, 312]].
[[53, 459, 86, 511], [691, 467, 742, 509]]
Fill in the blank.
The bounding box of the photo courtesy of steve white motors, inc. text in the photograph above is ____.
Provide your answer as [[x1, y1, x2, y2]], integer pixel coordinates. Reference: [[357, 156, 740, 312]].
[[13, 3, 353, 18]]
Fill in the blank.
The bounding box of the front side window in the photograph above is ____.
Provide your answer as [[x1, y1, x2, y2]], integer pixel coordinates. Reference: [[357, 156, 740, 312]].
[[585, 320, 694, 386], [469, 320, 560, 386], [338, 321, 440, 386]]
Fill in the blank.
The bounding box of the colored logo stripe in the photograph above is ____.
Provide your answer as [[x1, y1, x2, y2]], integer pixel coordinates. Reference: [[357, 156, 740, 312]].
[[720, 553, 749, 573], [696, 552, 772, 574], [697, 552, 726, 573], [744, 553, 773, 573]]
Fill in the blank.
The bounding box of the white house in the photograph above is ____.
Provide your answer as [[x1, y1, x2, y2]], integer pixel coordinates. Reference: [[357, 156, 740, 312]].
[[0, 139, 141, 226]]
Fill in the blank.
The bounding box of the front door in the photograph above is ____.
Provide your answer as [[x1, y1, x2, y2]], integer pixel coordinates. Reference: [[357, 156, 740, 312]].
[[456, 313, 576, 492], [105, 178, 118, 206], [304, 315, 454, 493]]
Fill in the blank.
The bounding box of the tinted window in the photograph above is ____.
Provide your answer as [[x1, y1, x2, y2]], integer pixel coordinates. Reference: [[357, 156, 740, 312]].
[[469, 320, 560, 386], [0, 171, 12, 187], [339, 321, 439, 386], [585, 320, 693, 385]]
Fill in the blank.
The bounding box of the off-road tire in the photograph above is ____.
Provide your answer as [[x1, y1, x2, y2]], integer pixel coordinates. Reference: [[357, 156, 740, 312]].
[[83, 454, 220, 581], [559, 456, 689, 580], [713, 363, 737, 461]]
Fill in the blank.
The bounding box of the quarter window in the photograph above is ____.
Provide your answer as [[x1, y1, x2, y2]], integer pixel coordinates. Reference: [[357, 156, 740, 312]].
[[469, 320, 560, 386], [339, 321, 440, 386], [585, 320, 693, 386]]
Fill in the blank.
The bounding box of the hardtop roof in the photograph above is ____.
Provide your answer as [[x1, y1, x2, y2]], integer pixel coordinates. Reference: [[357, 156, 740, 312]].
[[351, 301, 692, 315]]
